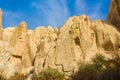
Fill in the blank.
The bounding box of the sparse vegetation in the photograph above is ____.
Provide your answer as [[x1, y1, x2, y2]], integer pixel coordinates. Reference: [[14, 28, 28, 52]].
[[1, 54, 120, 80], [9, 72, 26, 80], [0, 68, 66, 80], [37, 67, 65, 80], [0, 72, 26, 80], [71, 53, 120, 80]]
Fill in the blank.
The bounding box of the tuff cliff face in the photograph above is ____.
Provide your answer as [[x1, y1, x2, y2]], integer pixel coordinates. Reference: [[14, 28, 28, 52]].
[[0, 1, 120, 79], [107, 0, 120, 31]]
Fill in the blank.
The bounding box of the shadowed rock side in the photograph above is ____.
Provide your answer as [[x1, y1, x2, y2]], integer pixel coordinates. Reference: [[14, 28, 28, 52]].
[[107, 0, 120, 31], [0, 9, 120, 79]]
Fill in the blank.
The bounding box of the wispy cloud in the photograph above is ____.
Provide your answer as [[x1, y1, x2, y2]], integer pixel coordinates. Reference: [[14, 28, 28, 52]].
[[3, 10, 23, 28], [31, 0, 70, 27], [1, 0, 110, 29], [75, 0, 106, 20]]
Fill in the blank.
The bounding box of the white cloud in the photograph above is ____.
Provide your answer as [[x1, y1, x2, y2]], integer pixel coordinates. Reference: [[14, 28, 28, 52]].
[[31, 0, 70, 27], [75, 0, 105, 20], [3, 10, 23, 28], [2, 1, 107, 29], [30, 0, 107, 28]]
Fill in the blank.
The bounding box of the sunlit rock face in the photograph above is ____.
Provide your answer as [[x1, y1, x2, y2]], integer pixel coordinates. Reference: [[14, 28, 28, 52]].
[[9, 21, 32, 74], [0, 21, 33, 78], [29, 26, 58, 74], [0, 3, 120, 79], [107, 0, 120, 31]]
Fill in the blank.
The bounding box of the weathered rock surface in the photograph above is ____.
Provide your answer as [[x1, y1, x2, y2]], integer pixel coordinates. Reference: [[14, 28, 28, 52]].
[[10, 21, 32, 73], [30, 26, 58, 73], [107, 0, 120, 31], [0, 3, 120, 79]]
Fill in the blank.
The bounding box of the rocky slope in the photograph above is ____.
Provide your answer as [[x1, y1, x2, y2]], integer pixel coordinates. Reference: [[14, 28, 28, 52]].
[[107, 0, 120, 31], [0, 0, 120, 79]]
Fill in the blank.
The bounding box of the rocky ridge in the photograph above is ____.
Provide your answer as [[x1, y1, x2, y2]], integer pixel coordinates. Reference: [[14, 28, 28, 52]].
[[0, 0, 120, 79]]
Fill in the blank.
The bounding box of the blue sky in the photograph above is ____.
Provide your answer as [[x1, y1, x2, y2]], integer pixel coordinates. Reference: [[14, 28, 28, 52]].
[[0, 0, 110, 29]]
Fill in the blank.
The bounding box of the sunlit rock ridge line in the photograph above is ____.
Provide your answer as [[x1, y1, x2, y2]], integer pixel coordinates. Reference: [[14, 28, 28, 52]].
[[0, 0, 120, 79]]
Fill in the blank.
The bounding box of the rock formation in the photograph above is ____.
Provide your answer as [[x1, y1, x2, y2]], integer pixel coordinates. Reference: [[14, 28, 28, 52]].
[[9, 21, 32, 74], [0, 1, 120, 79], [107, 0, 120, 31]]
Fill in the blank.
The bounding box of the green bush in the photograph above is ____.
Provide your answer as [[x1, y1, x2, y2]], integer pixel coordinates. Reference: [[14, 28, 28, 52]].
[[37, 67, 65, 80], [78, 63, 95, 74], [0, 68, 65, 80], [71, 62, 99, 80], [0, 73, 26, 80], [92, 54, 105, 72], [9, 72, 26, 80], [71, 53, 120, 80]]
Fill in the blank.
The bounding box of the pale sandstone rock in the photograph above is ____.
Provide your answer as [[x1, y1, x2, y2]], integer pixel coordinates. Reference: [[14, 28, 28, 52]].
[[9, 21, 32, 75], [29, 26, 58, 73], [43, 15, 120, 77], [56, 15, 93, 72], [45, 16, 119, 79], [0, 41, 14, 78], [91, 20, 120, 58], [0, 15, 119, 79], [2, 27, 14, 42]]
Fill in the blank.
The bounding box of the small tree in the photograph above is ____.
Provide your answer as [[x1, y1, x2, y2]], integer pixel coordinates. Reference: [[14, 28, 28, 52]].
[[37, 67, 65, 80], [92, 54, 105, 72], [9, 72, 26, 80]]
